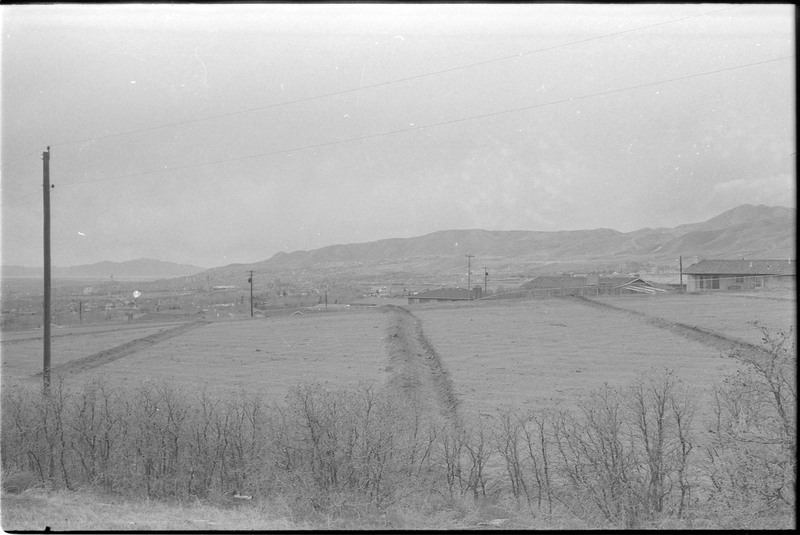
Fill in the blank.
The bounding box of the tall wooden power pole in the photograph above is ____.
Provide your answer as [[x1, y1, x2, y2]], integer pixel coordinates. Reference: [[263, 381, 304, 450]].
[[247, 271, 254, 317], [466, 254, 474, 300], [43, 147, 52, 391]]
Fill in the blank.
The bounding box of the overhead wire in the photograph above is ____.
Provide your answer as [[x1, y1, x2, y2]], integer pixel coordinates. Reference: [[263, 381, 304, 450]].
[[1, 150, 45, 169], [58, 54, 794, 188], [42, 5, 738, 151], [1, 151, 48, 204]]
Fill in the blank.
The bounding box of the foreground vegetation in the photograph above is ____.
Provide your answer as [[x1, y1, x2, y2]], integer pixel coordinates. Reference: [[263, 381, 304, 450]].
[[2, 323, 794, 530]]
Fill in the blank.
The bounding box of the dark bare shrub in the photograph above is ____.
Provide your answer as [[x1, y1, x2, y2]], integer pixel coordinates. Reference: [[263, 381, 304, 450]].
[[703, 323, 796, 519], [462, 418, 493, 500], [1, 387, 45, 484], [276, 382, 444, 510], [493, 407, 556, 513], [552, 368, 698, 528], [438, 421, 466, 499], [627, 369, 696, 520], [553, 383, 636, 527], [66, 378, 126, 491]]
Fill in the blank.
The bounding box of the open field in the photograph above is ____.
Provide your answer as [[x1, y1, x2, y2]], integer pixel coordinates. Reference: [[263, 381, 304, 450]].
[[414, 297, 752, 418], [1, 323, 190, 387], [2, 308, 390, 400], [3, 292, 793, 417], [591, 291, 796, 347], [1, 292, 794, 531]]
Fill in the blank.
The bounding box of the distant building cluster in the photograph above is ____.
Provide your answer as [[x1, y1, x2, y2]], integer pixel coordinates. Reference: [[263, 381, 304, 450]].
[[401, 258, 796, 304]]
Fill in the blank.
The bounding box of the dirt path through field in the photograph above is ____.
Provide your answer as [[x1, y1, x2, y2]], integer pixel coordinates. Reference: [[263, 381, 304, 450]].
[[32, 320, 210, 378], [574, 296, 768, 356], [380, 305, 462, 428]]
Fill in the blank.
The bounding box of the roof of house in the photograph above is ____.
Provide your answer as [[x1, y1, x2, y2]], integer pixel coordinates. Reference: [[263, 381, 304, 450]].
[[683, 259, 796, 276], [601, 277, 653, 287], [520, 276, 653, 290], [409, 288, 473, 300], [520, 276, 588, 290]]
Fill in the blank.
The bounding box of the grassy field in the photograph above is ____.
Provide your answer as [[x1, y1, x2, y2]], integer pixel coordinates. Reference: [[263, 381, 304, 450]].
[[414, 297, 747, 418], [46, 308, 388, 400], [0, 486, 601, 531], [1, 292, 795, 531], [1, 489, 316, 531], [2, 293, 794, 408], [1, 323, 186, 386], [592, 292, 796, 347]]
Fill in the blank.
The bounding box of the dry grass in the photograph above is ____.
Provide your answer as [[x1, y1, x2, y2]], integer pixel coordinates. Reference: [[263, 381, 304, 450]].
[[1, 323, 184, 386], [0, 489, 312, 531], [0, 488, 638, 531], [2, 293, 794, 530], [2, 293, 793, 415], [66, 309, 387, 400], [413, 297, 745, 418], [592, 292, 796, 347]]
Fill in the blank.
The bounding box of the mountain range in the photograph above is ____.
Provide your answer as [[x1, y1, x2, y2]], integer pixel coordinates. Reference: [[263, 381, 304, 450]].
[[239, 203, 793, 267], [2, 204, 795, 281], [2, 258, 205, 280]]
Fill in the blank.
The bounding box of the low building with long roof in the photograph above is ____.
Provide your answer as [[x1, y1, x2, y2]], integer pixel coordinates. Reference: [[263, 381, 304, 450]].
[[683, 259, 795, 291]]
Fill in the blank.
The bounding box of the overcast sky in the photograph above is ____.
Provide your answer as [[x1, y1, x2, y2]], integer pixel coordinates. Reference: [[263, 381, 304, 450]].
[[1, 4, 795, 268]]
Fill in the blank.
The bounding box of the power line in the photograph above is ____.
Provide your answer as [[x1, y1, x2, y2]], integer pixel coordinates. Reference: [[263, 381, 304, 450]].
[[1, 150, 45, 169], [58, 54, 793, 189], [45, 5, 738, 151]]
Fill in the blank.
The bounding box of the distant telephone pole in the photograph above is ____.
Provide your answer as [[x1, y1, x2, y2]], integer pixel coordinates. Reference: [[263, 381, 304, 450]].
[[43, 147, 52, 392], [466, 254, 474, 300], [484, 267, 488, 295], [679, 256, 683, 294], [247, 271, 254, 317]]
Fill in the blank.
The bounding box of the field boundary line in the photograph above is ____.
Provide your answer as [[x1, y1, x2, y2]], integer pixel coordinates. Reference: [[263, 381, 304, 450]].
[[1, 322, 191, 344], [572, 296, 768, 356], [716, 293, 796, 302], [380, 305, 463, 429], [31, 320, 210, 378]]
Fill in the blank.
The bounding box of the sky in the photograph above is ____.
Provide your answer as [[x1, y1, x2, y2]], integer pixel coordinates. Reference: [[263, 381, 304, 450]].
[[1, 4, 795, 269]]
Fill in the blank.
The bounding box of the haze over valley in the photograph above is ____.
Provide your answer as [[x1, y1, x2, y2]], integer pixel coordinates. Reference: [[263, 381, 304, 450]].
[[2, 204, 793, 301]]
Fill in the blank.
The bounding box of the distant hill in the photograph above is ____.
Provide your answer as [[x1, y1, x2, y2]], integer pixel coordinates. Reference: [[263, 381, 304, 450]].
[[7, 204, 789, 284], [199, 204, 795, 282], [2, 258, 205, 280], [257, 204, 794, 267]]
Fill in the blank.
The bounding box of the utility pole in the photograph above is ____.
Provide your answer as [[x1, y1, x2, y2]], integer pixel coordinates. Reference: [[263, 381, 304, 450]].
[[466, 254, 474, 300], [679, 256, 683, 294], [42, 147, 52, 392], [247, 271, 254, 317], [484, 267, 488, 295]]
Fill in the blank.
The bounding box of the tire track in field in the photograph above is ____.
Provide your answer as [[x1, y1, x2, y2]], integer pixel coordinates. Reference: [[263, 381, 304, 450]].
[[572, 296, 768, 356], [380, 305, 462, 429], [31, 320, 210, 378], [1, 322, 190, 345]]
